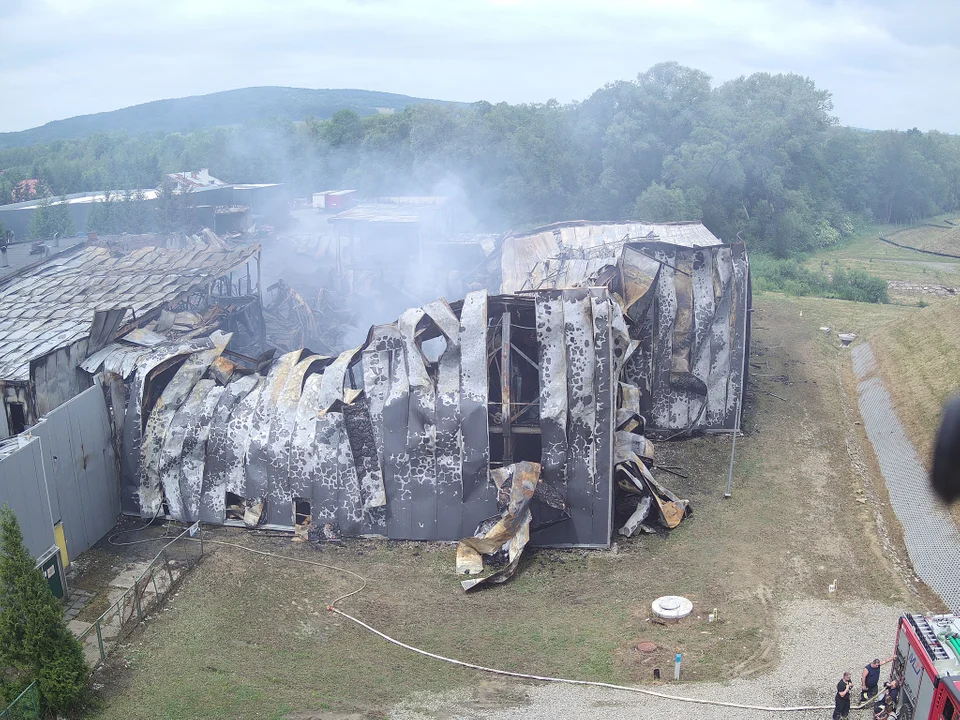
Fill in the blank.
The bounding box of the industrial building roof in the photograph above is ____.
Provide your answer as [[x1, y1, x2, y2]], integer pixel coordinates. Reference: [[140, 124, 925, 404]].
[[0, 239, 87, 280], [0, 190, 160, 213], [500, 220, 723, 293], [0, 242, 258, 382], [329, 203, 429, 224]]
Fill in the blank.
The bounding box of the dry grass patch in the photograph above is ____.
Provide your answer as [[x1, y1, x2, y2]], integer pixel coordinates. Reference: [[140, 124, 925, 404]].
[[871, 297, 960, 467]]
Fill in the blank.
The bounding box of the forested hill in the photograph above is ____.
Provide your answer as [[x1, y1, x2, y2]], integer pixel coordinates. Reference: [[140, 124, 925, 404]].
[[0, 87, 444, 149], [3, 62, 959, 258]]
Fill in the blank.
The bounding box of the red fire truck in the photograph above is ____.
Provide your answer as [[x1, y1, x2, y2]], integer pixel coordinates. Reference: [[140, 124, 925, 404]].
[[890, 614, 960, 719]]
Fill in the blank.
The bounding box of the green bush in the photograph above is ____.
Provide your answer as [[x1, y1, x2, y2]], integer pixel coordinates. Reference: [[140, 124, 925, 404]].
[[751, 254, 888, 303], [829, 268, 889, 304], [0, 506, 89, 715]]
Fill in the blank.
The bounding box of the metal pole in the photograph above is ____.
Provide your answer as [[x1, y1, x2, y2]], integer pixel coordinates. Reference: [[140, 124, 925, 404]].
[[500, 308, 513, 463], [725, 264, 750, 499], [96, 621, 105, 662], [724, 422, 739, 498]]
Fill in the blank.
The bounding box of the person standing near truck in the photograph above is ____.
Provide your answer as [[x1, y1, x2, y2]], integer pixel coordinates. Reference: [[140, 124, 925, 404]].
[[861, 657, 895, 701], [834, 672, 853, 720]]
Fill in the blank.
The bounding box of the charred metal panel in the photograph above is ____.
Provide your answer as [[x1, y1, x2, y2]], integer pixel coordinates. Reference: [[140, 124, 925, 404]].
[[30, 339, 92, 417], [727, 243, 749, 428], [142, 349, 221, 516], [650, 247, 681, 429], [88, 308, 128, 354], [201, 374, 255, 522], [159, 378, 216, 519], [399, 308, 437, 540], [265, 354, 325, 526], [424, 299, 463, 541], [590, 292, 615, 545], [381, 322, 412, 539], [179, 382, 223, 521], [360, 326, 393, 469], [288, 373, 324, 523], [706, 246, 733, 427], [119, 338, 216, 515], [245, 351, 299, 514], [221, 376, 264, 509], [458, 290, 493, 535], [561, 290, 597, 545], [534, 292, 568, 520], [317, 348, 364, 534], [342, 393, 386, 534]]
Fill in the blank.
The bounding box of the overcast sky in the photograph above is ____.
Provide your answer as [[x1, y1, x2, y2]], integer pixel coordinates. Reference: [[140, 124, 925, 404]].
[[1, 0, 958, 134]]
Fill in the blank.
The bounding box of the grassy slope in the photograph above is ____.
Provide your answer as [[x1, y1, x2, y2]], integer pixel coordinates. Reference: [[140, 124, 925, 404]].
[[807, 217, 960, 287], [0, 87, 448, 149], [871, 297, 960, 466], [93, 295, 924, 719], [885, 222, 960, 257]]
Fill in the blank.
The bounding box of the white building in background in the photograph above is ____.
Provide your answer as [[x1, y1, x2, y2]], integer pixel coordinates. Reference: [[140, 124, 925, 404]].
[[166, 168, 228, 190]]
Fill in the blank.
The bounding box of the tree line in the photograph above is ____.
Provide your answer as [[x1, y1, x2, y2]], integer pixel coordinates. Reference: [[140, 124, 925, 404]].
[[2, 62, 959, 256]]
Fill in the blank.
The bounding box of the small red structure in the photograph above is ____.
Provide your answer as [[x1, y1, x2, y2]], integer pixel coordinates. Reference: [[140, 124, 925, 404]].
[[316, 189, 357, 212]]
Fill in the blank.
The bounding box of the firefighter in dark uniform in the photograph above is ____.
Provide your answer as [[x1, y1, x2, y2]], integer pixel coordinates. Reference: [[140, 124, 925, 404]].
[[834, 671, 853, 720]]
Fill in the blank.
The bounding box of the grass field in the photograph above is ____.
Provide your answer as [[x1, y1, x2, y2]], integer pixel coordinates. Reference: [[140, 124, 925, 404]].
[[90, 294, 935, 719], [807, 217, 960, 290]]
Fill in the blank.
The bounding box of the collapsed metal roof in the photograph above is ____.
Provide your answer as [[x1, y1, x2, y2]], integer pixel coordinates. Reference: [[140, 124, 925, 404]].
[[77, 220, 749, 587], [93, 285, 691, 584], [0, 242, 260, 382]]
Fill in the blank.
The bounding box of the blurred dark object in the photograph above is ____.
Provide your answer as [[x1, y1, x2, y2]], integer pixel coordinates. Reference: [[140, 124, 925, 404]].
[[932, 395, 960, 503]]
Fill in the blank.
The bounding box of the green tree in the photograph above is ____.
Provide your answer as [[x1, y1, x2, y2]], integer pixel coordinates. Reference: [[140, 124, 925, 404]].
[[0, 506, 88, 713], [633, 182, 702, 221], [28, 194, 75, 240]]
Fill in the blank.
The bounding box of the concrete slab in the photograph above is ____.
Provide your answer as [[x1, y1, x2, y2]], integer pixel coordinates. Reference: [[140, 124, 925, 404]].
[[108, 562, 151, 589], [67, 619, 91, 637]]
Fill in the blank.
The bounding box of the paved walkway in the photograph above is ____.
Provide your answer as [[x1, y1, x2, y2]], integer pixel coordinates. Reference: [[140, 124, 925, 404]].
[[852, 342, 960, 612]]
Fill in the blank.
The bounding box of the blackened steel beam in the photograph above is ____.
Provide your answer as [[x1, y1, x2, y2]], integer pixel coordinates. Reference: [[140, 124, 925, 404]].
[[500, 307, 513, 464]]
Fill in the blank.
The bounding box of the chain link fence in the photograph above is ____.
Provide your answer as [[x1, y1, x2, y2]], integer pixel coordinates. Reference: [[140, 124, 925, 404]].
[[77, 522, 204, 668], [0, 682, 39, 720]]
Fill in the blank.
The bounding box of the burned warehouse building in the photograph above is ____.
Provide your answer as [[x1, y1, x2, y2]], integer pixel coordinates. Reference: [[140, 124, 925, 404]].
[[84, 221, 749, 583]]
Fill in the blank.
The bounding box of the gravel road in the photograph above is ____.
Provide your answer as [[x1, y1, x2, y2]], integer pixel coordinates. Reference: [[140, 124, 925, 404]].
[[391, 599, 904, 720]]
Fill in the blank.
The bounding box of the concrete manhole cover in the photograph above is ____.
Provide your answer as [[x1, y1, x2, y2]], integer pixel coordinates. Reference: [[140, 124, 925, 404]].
[[636, 641, 658, 653], [652, 595, 693, 620]]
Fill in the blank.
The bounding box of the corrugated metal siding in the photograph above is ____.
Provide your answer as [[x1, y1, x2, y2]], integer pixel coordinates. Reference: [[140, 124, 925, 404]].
[[498, 221, 749, 434], [117, 289, 620, 547]]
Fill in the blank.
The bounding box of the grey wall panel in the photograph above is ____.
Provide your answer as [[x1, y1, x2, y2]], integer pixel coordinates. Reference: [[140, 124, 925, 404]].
[[0, 438, 55, 558], [30, 384, 120, 560]]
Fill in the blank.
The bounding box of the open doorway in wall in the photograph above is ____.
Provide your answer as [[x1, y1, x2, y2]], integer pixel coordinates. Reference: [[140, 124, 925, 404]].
[[293, 498, 311, 539], [8, 402, 26, 435], [225, 492, 246, 522], [487, 299, 542, 468]]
